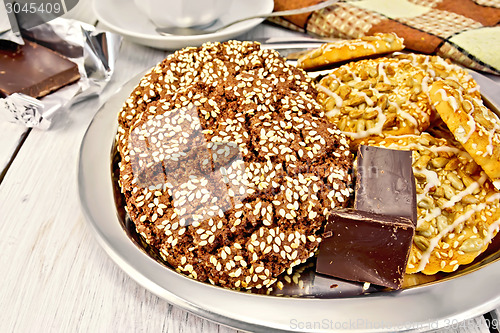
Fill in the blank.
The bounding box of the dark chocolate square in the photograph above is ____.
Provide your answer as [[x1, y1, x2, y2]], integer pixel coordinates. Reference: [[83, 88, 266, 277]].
[[316, 209, 414, 289], [355, 145, 417, 225]]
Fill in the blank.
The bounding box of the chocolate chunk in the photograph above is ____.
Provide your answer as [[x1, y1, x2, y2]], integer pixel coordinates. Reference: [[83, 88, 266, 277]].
[[355, 145, 417, 225], [316, 209, 415, 289], [0, 40, 80, 98]]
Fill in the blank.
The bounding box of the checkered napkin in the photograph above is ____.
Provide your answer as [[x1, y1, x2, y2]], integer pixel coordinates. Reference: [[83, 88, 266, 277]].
[[271, 0, 500, 75]]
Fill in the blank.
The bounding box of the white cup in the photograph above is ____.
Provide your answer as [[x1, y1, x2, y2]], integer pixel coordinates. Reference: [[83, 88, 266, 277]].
[[134, 0, 232, 28]]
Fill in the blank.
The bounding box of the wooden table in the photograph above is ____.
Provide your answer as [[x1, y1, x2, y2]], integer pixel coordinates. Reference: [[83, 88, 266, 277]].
[[1, 2, 500, 332]]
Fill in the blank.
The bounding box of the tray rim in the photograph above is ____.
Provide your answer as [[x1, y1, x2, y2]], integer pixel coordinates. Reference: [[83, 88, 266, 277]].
[[78, 46, 500, 333]]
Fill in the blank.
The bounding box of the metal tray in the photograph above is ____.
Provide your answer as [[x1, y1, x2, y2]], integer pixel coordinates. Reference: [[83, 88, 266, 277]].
[[78, 43, 500, 332]]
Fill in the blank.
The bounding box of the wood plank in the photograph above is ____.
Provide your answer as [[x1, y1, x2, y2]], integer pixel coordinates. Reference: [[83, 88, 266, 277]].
[[0, 0, 96, 181], [0, 122, 29, 182], [0, 40, 188, 332], [2, 18, 500, 332]]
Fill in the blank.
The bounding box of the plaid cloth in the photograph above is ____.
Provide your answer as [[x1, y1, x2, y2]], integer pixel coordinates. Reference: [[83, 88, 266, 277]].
[[271, 0, 500, 74]]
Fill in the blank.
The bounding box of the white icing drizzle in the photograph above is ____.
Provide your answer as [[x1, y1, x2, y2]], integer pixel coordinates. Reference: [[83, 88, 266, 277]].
[[382, 134, 420, 140], [449, 98, 476, 145], [421, 75, 431, 94], [487, 132, 494, 155], [464, 113, 476, 143], [440, 59, 458, 73], [417, 192, 500, 272], [323, 43, 339, 53], [417, 203, 483, 271], [420, 54, 431, 68], [377, 62, 391, 85], [358, 91, 374, 106], [474, 192, 500, 252], [482, 104, 500, 155], [494, 180, 500, 191], [394, 104, 419, 127], [323, 39, 377, 53], [415, 168, 441, 195], [436, 88, 459, 111], [317, 84, 343, 116], [438, 145, 474, 159], [342, 106, 387, 139], [325, 109, 339, 118], [483, 217, 500, 248], [350, 71, 363, 83], [468, 85, 480, 94], [417, 207, 442, 229], [441, 172, 488, 209], [463, 94, 499, 156], [380, 140, 465, 156]]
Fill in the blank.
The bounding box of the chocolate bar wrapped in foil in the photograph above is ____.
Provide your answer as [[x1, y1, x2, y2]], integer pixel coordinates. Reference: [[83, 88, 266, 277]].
[[0, 11, 121, 129]]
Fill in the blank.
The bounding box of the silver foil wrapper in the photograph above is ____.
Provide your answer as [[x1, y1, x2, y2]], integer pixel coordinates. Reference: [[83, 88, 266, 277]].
[[0, 17, 122, 129]]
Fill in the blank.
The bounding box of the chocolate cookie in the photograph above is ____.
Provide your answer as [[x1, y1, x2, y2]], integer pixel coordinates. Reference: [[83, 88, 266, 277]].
[[116, 41, 353, 289]]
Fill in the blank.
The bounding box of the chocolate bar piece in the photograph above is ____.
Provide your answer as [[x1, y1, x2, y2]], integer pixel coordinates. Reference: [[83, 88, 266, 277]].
[[316, 209, 415, 289], [355, 145, 417, 225], [0, 40, 80, 98]]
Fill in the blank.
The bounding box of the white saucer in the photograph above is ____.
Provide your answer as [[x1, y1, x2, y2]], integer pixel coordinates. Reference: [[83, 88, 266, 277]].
[[93, 0, 274, 50]]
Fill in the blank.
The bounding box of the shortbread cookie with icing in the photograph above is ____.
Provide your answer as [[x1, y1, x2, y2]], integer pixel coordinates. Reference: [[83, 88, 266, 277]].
[[394, 53, 481, 100], [362, 133, 500, 275], [297, 33, 405, 71], [429, 80, 500, 190], [316, 57, 433, 150]]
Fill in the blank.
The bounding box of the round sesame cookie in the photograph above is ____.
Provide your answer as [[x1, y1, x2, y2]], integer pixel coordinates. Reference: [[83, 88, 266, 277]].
[[315, 57, 434, 150], [361, 133, 500, 275], [296, 33, 405, 71], [429, 79, 500, 190], [116, 41, 353, 290], [394, 53, 481, 100]]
